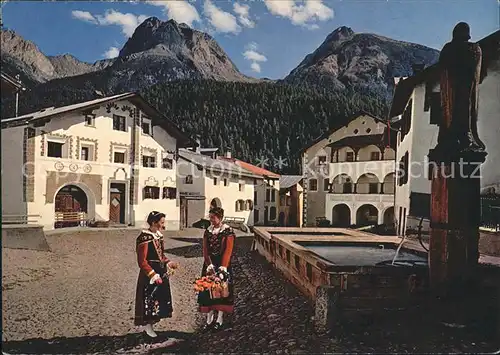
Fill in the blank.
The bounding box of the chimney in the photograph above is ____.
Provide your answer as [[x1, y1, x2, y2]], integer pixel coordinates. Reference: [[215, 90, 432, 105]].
[[195, 137, 201, 154], [412, 63, 425, 75], [225, 151, 231, 159]]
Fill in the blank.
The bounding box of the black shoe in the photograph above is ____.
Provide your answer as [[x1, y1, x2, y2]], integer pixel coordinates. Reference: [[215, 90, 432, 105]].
[[201, 322, 214, 332], [213, 322, 224, 331]]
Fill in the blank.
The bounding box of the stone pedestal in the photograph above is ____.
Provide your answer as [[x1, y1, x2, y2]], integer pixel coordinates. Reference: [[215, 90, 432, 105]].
[[428, 149, 487, 294]]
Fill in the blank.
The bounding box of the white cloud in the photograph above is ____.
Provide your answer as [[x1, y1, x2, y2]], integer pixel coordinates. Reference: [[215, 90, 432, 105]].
[[250, 62, 261, 73], [96, 10, 149, 37], [233, 3, 254, 28], [243, 42, 267, 73], [71, 10, 97, 24], [264, 0, 333, 29], [72, 9, 149, 37], [146, 1, 200, 27], [204, 0, 240, 34], [103, 46, 120, 59]]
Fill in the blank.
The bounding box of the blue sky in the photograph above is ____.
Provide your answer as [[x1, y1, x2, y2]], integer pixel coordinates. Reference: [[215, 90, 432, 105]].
[[2, 0, 499, 79]]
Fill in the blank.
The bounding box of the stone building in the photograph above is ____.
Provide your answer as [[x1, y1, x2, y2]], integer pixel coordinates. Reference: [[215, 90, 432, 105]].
[[1, 92, 193, 230], [177, 149, 263, 228], [279, 175, 303, 227], [301, 112, 397, 227], [389, 29, 500, 236]]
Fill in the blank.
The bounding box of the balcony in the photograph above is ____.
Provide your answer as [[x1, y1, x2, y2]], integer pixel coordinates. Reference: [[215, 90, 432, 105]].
[[327, 193, 394, 204], [328, 160, 394, 182]]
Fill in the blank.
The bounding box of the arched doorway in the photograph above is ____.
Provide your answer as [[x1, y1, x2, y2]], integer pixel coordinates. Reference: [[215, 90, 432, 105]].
[[331, 204, 351, 227], [210, 198, 222, 209], [383, 207, 395, 225], [356, 204, 379, 226], [54, 185, 88, 228]]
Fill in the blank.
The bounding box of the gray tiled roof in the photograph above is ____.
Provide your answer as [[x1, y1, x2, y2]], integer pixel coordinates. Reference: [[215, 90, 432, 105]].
[[280, 175, 303, 189]]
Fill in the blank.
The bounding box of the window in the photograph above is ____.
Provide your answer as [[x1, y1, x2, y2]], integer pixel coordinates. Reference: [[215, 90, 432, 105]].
[[346, 152, 354, 162], [323, 178, 330, 191], [253, 178, 258, 185], [142, 154, 156, 168], [318, 156, 327, 165], [369, 183, 379, 194], [271, 190, 276, 202], [430, 92, 442, 125], [266, 189, 271, 202], [81, 146, 90, 161], [143, 186, 160, 199], [254, 209, 259, 223], [113, 114, 126, 132], [185, 175, 193, 184], [270, 206, 277, 220], [240, 200, 246, 211], [239, 183, 244, 192], [246, 200, 254, 210], [84, 114, 95, 127], [47, 141, 64, 158], [371, 152, 380, 161], [309, 179, 318, 191], [213, 178, 218, 185], [254, 191, 258, 205], [162, 156, 173, 169], [398, 152, 409, 186], [114, 152, 125, 164], [142, 117, 152, 135], [400, 99, 413, 141], [162, 187, 176, 199], [224, 179, 228, 187]]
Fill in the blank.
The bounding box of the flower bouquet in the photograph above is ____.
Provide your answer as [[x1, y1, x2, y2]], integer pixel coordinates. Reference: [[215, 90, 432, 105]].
[[193, 269, 230, 299]]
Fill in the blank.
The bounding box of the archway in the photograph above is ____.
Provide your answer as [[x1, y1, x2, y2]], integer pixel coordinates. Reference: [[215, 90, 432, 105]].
[[331, 174, 354, 194], [331, 204, 351, 227], [210, 197, 222, 209], [383, 173, 396, 194], [356, 204, 379, 226], [54, 185, 88, 228], [383, 206, 395, 225], [356, 173, 381, 194]]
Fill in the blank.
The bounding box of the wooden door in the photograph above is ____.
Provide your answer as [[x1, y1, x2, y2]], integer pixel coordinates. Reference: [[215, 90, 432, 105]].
[[180, 198, 187, 229], [109, 192, 122, 223]]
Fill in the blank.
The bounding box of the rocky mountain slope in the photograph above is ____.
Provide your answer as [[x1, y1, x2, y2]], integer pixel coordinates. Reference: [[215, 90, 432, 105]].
[[1, 17, 254, 93], [283, 26, 440, 100], [0, 29, 113, 85]]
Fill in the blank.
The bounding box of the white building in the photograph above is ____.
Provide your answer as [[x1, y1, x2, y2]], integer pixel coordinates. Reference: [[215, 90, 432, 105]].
[[220, 157, 281, 226], [177, 149, 264, 228], [1, 93, 193, 230], [301, 112, 397, 227], [389, 30, 500, 236]]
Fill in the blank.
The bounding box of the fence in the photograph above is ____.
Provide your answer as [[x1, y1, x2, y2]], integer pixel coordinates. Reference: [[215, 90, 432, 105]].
[[481, 195, 500, 231]]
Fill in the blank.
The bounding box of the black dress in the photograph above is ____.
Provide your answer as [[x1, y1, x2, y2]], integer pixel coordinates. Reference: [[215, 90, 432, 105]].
[[198, 224, 236, 313], [134, 230, 173, 326]]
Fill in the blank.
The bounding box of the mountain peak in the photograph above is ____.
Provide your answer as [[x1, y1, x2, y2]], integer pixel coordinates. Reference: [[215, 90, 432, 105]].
[[325, 26, 355, 43]]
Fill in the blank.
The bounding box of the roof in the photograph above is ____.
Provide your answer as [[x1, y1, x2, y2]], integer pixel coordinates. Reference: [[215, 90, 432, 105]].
[[1, 92, 195, 147], [1, 71, 25, 93], [230, 159, 280, 179], [178, 149, 263, 179], [300, 111, 386, 154], [280, 175, 303, 189], [389, 29, 500, 118]]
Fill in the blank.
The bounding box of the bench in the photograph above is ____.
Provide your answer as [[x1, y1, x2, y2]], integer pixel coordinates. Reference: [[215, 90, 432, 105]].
[[54, 212, 88, 228], [2, 214, 40, 225], [223, 216, 250, 233]]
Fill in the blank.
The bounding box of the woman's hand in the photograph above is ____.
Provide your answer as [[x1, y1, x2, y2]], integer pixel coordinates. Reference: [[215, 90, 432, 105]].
[[155, 277, 163, 285], [206, 264, 215, 274], [167, 261, 179, 269]]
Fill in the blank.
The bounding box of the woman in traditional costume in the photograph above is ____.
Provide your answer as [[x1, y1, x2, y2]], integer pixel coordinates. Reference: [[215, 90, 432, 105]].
[[135, 211, 178, 338], [197, 207, 236, 331]]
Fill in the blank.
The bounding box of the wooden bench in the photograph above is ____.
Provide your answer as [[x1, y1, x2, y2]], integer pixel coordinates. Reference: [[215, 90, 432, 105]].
[[2, 214, 40, 225], [54, 212, 88, 228]]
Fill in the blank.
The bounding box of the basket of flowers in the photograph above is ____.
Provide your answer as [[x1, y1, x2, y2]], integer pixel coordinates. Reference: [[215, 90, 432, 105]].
[[193, 269, 230, 299]]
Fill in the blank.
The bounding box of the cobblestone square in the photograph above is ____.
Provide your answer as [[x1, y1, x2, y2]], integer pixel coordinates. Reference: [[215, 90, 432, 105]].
[[2, 229, 498, 354]]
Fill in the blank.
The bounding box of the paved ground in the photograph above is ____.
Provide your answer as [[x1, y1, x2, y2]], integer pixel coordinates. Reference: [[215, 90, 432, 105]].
[[2, 228, 499, 354]]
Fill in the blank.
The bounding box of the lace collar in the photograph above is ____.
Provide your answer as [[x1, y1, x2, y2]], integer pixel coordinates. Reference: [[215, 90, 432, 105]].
[[208, 223, 230, 234], [142, 229, 163, 239]]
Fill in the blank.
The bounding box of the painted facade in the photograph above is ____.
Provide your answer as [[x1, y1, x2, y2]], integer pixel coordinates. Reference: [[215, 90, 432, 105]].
[[1, 93, 192, 230], [302, 113, 396, 227]]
